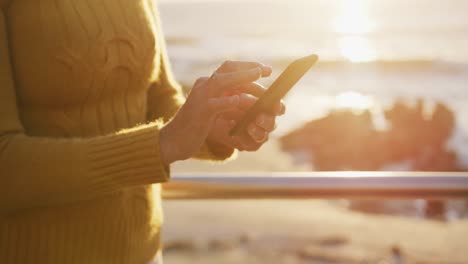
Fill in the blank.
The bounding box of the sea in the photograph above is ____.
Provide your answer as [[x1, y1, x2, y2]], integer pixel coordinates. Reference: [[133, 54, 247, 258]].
[[158, 0, 468, 168]]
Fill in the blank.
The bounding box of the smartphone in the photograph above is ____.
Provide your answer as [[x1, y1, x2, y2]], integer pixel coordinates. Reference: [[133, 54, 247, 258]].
[[229, 54, 318, 136]]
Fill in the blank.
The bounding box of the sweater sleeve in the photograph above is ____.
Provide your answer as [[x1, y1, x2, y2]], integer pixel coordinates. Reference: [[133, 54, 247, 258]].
[[0, 0, 9, 9], [0, 12, 169, 214], [146, 1, 236, 161]]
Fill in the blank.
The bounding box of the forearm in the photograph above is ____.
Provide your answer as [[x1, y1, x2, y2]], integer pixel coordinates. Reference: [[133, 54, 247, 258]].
[[0, 123, 169, 213]]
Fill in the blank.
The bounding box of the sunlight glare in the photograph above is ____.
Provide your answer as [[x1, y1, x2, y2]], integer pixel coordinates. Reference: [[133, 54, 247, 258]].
[[335, 91, 374, 110], [339, 36, 376, 62], [333, 0, 375, 34], [333, 0, 377, 62]]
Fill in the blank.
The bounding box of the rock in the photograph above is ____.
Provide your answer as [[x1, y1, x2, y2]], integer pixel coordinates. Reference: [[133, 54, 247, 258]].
[[239, 233, 252, 245], [279, 98, 467, 219], [163, 240, 199, 253], [315, 235, 349, 247], [207, 239, 238, 251], [280, 99, 464, 172], [391, 244, 404, 264]]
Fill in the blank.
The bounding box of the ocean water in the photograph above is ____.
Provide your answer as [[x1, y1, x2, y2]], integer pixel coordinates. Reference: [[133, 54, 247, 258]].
[[159, 0, 468, 168]]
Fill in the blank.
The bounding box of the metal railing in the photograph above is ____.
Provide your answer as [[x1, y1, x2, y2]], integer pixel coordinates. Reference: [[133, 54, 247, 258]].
[[163, 172, 468, 200]]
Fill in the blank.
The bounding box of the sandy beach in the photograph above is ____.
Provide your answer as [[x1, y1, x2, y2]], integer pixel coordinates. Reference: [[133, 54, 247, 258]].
[[163, 142, 468, 263], [162, 200, 468, 264], [159, 1, 468, 262]]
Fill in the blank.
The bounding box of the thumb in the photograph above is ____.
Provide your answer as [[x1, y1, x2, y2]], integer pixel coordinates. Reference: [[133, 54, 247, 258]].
[[208, 95, 240, 114], [209, 117, 237, 148]]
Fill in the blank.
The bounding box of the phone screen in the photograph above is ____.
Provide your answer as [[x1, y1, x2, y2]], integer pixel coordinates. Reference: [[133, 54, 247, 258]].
[[229, 54, 318, 136]]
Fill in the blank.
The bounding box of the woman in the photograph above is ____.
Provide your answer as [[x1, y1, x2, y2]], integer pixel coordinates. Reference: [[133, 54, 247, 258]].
[[0, 0, 283, 263]]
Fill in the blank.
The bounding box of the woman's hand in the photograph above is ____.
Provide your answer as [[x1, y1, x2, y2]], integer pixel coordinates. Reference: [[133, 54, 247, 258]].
[[206, 82, 286, 152], [159, 61, 272, 166]]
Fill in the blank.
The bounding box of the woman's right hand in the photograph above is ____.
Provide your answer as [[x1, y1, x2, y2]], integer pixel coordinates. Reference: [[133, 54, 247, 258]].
[[159, 61, 272, 166]]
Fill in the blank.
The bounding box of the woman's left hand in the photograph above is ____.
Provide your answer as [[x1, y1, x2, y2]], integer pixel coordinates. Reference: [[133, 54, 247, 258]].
[[207, 82, 286, 152]]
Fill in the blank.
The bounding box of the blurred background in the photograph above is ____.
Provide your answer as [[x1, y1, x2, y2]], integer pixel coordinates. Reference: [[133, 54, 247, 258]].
[[158, 0, 468, 263]]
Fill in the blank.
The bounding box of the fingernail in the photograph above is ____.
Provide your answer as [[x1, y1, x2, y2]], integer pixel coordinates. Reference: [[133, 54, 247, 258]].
[[279, 104, 285, 115], [240, 93, 249, 101], [276, 104, 282, 113], [253, 67, 262, 76], [261, 66, 272, 76], [257, 131, 267, 142]]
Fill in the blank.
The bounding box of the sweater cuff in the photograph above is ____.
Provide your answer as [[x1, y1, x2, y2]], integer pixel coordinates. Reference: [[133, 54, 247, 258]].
[[84, 123, 170, 192]]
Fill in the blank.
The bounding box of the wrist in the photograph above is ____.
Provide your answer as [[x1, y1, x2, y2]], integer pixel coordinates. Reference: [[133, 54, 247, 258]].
[[159, 125, 177, 166]]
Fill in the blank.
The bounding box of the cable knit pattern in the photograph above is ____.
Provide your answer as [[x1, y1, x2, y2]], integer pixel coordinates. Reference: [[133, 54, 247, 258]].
[[0, 0, 232, 263], [9, 0, 160, 136], [0, 0, 8, 9]]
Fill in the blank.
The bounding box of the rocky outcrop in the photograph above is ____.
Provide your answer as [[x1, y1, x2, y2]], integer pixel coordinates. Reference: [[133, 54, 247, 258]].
[[280, 99, 462, 171]]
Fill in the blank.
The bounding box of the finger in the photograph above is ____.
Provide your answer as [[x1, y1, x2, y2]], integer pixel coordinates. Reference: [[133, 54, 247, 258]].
[[231, 136, 248, 151], [207, 95, 240, 113], [217, 61, 272, 77], [229, 94, 282, 118], [237, 83, 285, 116], [255, 114, 276, 132], [214, 117, 236, 133], [236, 133, 266, 151], [247, 123, 268, 143], [237, 82, 266, 97], [278, 102, 286, 115], [222, 109, 246, 120], [209, 118, 237, 144], [262, 100, 286, 116], [210, 67, 262, 92], [237, 93, 258, 111], [194, 77, 209, 87]]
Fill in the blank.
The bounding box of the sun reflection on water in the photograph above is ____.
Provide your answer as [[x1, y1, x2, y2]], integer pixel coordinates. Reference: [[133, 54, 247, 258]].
[[334, 0, 377, 62], [335, 91, 374, 110], [339, 36, 376, 63]]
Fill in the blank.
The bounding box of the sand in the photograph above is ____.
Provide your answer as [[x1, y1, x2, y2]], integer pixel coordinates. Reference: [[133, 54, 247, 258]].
[[162, 200, 468, 264], [163, 140, 468, 263]]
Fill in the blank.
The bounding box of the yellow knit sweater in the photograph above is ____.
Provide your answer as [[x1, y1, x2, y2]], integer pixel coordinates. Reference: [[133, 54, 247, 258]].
[[0, 0, 233, 263]]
